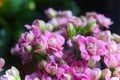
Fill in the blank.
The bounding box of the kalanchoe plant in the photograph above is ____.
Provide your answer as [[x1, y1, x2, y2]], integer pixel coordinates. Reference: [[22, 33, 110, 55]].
[[2, 8, 120, 80]]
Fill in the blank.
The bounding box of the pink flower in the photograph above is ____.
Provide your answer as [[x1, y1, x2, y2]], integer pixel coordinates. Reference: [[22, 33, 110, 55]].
[[12, 29, 41, 64], [18, 29, 40, 47], [84, 68, 101, 80], [78, 36, 107, 61], [85, 12, 113, 28], [71, 61, 87, 74], [96, 14, 113, 28], [104, 54, 120, 68], [95, 30, 112, 41], [44, 31, 65, 58], [45, 62, 58, 75]]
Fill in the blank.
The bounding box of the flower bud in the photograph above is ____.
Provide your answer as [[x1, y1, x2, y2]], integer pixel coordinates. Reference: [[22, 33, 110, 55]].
[[81, 18, 96, 34], [67, 23, 76, 37], [87, 59, 96, 68], [45, 8, 58, 18], [35, 42, 47, 54], [25, 45, 32, 53], [33, 20, 45, 33], [45, 23, 54, 31], [38, 60, 47, 70], [26, 32, 34, 42], [45, 62, 58, 75], [38, 20, 45, 33], [68, 17, 82, 27], [50, 18, 59, 30], [87, 17, 96, 31], [113, 33, 120, 43], [101, 68, 111, 79]]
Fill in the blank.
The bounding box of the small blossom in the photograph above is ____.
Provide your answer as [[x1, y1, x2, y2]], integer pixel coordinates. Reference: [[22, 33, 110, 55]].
[[96, 14, 113, 28], [78, 36, 107, 61], [44, 31, 65, 58], [45, 62, 58, 75], [104, 54, 120, 68]]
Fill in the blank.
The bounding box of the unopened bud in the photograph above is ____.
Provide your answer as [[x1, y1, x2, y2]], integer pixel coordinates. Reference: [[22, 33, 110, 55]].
[[45, 8, 58, 18], [87, 59, 96, 68], [45, 23, 54, 31], [67, 23, 76, 37], [101, 68, 111, 79], [113, 33, 120, 43], [38, 20, 45, 33], [38, 60, 47, 69], [26, 32, 34, 42], [50, 18, 58, 30], [25, 45, 32, 53]]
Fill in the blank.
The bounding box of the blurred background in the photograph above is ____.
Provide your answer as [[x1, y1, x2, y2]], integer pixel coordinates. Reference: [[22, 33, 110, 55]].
[[0, 0, 120, 76]]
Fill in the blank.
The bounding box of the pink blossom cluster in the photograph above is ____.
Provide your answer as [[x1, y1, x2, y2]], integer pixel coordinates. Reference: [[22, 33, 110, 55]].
[[1, 8, 120, 80]]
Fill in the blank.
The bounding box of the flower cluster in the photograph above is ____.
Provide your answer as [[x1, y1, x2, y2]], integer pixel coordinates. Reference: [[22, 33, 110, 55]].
[[1, 8, 120, 80]]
